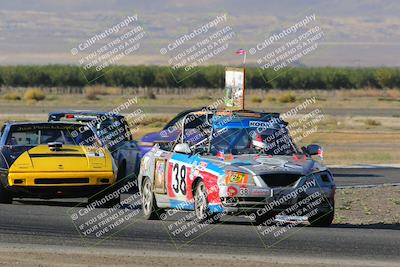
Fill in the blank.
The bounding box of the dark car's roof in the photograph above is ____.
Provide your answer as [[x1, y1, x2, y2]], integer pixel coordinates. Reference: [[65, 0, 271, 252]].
[[5, 121, 86, 126], [162, 107, 213, 130], [49, 110, 124, 119]]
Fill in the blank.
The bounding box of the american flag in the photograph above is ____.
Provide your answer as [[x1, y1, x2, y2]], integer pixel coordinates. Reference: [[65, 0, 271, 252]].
[[236, 49, 246, 55]]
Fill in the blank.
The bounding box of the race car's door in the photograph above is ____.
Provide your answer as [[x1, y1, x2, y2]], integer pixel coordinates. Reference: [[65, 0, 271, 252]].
[[167, 153, 195, 202], [154, 158, 167, 194]]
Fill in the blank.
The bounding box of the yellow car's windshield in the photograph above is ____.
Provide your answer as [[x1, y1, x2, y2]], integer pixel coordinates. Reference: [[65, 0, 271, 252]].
[[7, 124, 98, 147]]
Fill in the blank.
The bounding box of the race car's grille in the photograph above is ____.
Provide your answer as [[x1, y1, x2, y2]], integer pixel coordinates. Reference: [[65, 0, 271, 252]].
[[30, 154, 86, 158], [259, 173, 302, 188], [237, 197, 266, 202], [34, 178, 89, 184], [221, 197, 267, 208]]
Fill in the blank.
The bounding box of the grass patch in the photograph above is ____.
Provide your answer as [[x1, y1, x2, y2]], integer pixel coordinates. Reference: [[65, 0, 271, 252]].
[[3, 92, 21, 100], [84, 85, 122, 100], [251, 96, 263, 103], [278, 92, 296, 103], [378, 98, 400, 102], [364, 119, 381, 126], [132, 116, 170, 127], [143, 90, 157, 100], [84, 89, 99, 100], [196, 94, 213, 100], [23, 88, 46, 101], [266, 95, 276, 102], [388, 198, 400, 205]]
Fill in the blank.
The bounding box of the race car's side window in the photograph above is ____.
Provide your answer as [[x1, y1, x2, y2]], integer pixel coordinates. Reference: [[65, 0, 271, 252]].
[[123, 120, 132, 141], [0, 125, 5, 141], [7, 130, 39, 146], [163, 112, 188, 130]]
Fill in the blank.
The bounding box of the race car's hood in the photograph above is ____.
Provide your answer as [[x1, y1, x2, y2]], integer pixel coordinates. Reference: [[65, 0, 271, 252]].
[[200, 154, 327, 176], [141, 131, 178, 143], [8, 145, 111, 173]]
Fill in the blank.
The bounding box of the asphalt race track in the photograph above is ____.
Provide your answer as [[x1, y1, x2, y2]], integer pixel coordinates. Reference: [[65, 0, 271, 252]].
[[331, 167, 400, 187], [0, 167, 399, 265]]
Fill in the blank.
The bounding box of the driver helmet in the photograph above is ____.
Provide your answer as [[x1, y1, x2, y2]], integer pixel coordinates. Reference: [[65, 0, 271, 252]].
[[252, 133, 268, 150]]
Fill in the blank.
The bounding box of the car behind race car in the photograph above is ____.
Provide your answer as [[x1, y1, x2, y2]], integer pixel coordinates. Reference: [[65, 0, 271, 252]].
[[48, 111, 141, 187], [139, 107, 215, 156], [139, 110, 335, 226], [0, 121, 118, 205]]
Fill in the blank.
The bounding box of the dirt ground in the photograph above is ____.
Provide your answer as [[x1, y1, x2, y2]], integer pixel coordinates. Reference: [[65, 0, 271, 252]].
[[334, 185, 400, 226], [0, 247, 394, 267], [1, 89, 399, 165]]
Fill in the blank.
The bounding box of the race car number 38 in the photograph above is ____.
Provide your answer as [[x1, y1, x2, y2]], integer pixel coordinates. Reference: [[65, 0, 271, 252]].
[[171, 163, 187, 196]]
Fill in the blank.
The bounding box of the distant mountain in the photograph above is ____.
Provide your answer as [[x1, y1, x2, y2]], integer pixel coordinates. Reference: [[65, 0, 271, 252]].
[[0, 0, 399, 66]]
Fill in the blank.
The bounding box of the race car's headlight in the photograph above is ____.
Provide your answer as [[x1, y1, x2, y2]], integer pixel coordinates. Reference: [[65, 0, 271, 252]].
[[221, 171, 255, 186]]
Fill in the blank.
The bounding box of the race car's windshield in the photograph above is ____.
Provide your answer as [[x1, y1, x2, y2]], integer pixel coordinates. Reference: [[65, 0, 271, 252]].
[[209, 127, 297, 156], [95, 117, 130, 144], [6, 124, 99, 147]]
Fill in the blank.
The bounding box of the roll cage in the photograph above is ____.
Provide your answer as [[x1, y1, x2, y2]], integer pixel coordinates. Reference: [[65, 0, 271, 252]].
[[168, 110, 301, 155]]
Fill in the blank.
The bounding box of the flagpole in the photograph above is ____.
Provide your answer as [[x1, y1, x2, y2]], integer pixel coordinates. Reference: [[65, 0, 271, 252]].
[[242, 51, 246, 110]]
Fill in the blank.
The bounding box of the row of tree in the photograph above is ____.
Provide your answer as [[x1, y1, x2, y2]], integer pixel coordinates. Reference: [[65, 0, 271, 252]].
[[0, 65, 399, 89]]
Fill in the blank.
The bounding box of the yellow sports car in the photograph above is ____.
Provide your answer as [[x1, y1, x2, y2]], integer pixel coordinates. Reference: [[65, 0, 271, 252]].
[[0, 121, 118, 205]]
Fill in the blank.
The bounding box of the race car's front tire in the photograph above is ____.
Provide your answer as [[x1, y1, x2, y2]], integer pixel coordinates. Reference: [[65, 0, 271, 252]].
[[194, 181, 208, 222], [309, 208, 334, 227], [0, 184, 12, 204], [142, 178, 163, 220], [194, 181, 219, 223]]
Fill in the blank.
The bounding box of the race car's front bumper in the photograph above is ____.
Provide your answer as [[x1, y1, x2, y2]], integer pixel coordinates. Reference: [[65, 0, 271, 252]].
[[6, 171, 116, 187], [1, 171, 116, 198], [217, 184, 334, 215], [219, 196, 334, 215]]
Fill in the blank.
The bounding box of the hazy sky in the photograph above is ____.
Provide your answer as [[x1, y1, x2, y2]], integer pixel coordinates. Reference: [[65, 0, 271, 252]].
[[0, 0, 399, 66]]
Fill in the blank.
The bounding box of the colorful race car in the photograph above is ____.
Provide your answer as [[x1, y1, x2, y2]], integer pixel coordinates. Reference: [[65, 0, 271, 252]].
[[139, 110, 336, 226], [0, 121, 118, 205]]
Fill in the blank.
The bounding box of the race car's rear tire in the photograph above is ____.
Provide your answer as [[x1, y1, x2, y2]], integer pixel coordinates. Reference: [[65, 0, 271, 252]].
[[142, 178, 163, 220], [0, 184, 12, 204], [309, 209, 334, 227], [194, 181, 219, 223]]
